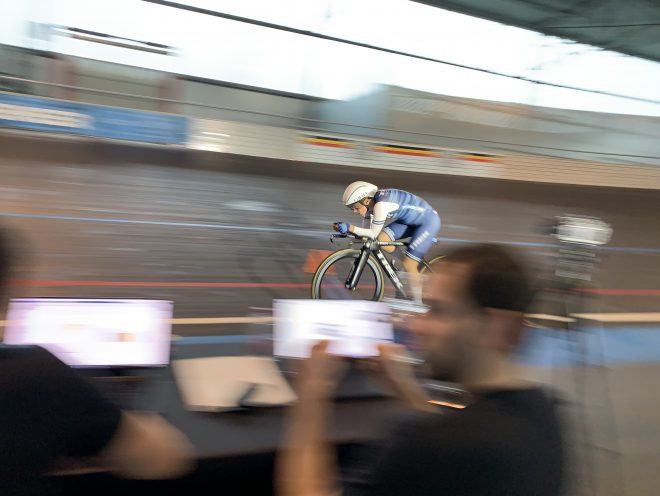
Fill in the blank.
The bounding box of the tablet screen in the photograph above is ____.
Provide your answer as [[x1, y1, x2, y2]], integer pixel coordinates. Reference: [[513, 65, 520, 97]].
[[273, 299, 394, 358]]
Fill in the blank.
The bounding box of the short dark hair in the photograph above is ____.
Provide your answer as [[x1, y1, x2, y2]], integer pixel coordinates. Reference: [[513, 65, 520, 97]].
[[0, 226, 11, 291], [442, 243, 534, 313]]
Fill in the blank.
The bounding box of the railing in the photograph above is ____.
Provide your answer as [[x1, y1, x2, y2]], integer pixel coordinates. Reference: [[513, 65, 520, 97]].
[[2, 74, 660, 190]]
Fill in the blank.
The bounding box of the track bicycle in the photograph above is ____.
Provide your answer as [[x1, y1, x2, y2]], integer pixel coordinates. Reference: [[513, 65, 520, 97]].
[[310, 233, 444, 301]]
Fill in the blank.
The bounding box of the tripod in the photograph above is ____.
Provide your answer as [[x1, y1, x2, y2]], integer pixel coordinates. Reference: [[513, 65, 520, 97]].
[[535, 241, 625, 496]]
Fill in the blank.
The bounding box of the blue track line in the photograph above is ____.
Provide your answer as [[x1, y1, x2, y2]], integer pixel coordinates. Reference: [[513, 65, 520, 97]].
[[0, 212, 326, 236], [2, 211, 660, 255]]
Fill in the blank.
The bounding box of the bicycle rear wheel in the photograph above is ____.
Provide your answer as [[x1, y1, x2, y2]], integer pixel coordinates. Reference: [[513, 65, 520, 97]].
[[420, 254, 445, 274], [311, 248, 385, 301]]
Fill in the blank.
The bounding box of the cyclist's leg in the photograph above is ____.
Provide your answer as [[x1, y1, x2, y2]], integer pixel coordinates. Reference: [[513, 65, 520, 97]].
[[377, 232, 395, 254], [404, 211, 441, 302], [401, 256, 421, 300], [379, 223, 408, 254]]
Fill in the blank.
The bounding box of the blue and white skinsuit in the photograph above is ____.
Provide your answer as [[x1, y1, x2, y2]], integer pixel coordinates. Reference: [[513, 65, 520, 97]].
[[350, 188, 441, 262]]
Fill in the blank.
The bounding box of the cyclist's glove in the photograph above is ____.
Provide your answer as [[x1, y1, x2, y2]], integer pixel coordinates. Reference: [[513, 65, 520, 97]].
[[333, 222, 349, 235]]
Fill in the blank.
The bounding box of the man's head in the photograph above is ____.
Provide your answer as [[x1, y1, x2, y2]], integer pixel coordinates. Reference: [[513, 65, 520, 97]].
[[0, 227, 11, 289], [411, 244, 534, 384], [0, 225, 14, 312]]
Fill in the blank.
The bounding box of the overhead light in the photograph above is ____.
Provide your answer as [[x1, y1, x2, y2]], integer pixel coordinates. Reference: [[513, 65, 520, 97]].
[[51, 25, 175, 56], [201, 131, 229, 137]]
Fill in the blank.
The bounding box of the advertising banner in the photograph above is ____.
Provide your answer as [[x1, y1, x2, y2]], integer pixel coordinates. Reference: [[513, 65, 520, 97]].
[[0, 92, 187, 145]]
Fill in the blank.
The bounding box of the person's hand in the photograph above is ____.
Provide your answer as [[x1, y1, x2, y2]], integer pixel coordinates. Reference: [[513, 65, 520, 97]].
[[297, 340, 348, 400], [362, 344, 434, 412], [332, 222, 350, 235], [375, 343, 418, 390]]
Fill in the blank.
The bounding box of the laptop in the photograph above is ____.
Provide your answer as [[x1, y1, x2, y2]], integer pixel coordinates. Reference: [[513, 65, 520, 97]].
[[272, 299, 395, 399], [3, 298, 174, 408]]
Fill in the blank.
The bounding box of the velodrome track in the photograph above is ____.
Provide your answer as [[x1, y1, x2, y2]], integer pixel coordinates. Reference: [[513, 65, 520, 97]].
[[2, 132, 660, 330]]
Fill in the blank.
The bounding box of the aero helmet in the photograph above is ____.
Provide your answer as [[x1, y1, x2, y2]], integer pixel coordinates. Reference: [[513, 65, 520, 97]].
[[342, 181, 378, 207]]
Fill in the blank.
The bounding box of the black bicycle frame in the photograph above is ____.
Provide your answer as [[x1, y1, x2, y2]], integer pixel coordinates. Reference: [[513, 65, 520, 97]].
[[345, 239, 407, 297], [374, 246, 406, 296]]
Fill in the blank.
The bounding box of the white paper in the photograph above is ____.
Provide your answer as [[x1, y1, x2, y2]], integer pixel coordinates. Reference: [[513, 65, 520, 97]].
[[172, 356, 297, 411]]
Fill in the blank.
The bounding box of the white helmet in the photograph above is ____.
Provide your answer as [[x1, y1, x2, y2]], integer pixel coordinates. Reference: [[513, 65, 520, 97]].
[[342, 181, 378, 206]]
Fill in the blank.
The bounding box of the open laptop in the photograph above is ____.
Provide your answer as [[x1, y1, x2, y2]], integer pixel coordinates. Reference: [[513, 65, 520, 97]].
[[273, 299, 395, 399], [3, 298, 173, 408]]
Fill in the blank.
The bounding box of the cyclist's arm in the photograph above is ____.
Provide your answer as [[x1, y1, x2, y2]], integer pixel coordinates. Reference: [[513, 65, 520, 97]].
[[350, 202, 398, 238], [361, 216, 372, 229]]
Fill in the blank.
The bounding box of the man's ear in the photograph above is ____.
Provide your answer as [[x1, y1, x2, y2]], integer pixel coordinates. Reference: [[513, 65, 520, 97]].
[[478, 308, 525, 353]]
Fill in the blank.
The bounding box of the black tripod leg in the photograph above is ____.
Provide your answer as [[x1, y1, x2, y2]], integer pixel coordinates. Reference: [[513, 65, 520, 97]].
[[579, 293, 627, 496], [569, 317, 598, 496], [557, 289, 597, 496]]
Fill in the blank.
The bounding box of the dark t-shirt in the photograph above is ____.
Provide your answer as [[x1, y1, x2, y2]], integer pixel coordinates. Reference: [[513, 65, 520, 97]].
[[0, 345, 122, 495], [345, 387, 564, 496]]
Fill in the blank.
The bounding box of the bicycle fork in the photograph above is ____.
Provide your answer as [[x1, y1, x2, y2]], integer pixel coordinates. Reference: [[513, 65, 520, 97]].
[[345, 242, 372, 290], [345, 242, 407, 298]]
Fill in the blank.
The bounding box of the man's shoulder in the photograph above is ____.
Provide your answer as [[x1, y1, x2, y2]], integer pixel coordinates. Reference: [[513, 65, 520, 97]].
[[386, 408, 457, 445], [0, 343, 52, 358], [0, 344, 123, 458], [476, 387, 559, 414], [454, 387, 563, 446], [390, 387, 559, 438], [0, 344, 66, 378], [0, 344, 118, 413]]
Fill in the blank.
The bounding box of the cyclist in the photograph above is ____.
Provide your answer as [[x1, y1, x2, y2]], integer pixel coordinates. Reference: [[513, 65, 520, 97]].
[[332, 181, 441, 303]]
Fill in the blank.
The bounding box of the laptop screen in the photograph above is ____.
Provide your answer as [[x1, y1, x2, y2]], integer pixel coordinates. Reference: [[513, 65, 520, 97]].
[[3, 298, 173, 367], [273, 299, 394, 359]]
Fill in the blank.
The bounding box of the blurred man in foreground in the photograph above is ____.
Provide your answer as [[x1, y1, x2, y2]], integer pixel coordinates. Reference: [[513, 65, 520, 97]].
[[0, 225, 195, 495], [278, 244, 564, 496]]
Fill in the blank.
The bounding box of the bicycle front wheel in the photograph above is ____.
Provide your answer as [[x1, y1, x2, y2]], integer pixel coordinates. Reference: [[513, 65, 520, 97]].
[[311, 248, 385, 301]]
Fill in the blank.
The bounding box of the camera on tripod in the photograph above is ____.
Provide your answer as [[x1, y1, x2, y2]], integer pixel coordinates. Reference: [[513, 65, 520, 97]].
[[545, 215, 612, 284]]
